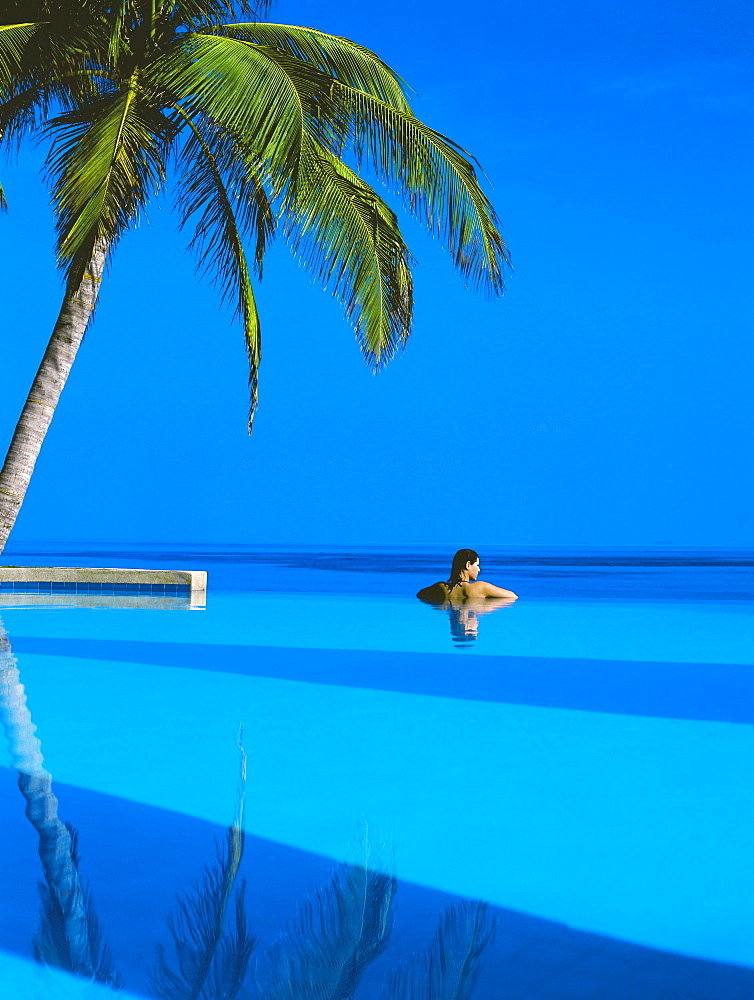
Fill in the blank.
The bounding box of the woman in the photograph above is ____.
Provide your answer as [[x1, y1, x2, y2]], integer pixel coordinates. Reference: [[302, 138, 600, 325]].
[[416, 548, 518, 604]]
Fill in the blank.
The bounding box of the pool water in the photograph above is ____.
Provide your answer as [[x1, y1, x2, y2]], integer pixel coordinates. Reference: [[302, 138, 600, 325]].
[[0, 545, 752, 1000]]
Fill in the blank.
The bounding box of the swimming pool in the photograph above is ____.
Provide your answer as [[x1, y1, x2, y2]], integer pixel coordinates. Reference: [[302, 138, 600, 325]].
[[1, 545, 752, 999]]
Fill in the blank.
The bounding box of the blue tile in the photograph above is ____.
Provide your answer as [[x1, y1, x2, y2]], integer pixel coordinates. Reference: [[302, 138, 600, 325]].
[[126, 584, 140, 593], [63, 582, 77, 592], [88, 582, 102, 592], [38, 582, 52, 593], [177, 585, 190, 595], [51, 583, 66, 593], [114, 583, 128, 592], [0, 582, 12, 592]]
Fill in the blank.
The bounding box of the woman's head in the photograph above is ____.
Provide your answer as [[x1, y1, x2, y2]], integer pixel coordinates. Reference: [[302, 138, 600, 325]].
[[449, 548, 480, 584]]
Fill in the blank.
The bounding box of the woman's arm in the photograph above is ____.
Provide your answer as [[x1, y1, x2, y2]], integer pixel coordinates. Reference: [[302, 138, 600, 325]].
[[475, 581, 518, 599]]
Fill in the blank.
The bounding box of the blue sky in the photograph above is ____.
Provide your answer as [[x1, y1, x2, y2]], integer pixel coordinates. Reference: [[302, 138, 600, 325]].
[[1, 0, 752, 547]]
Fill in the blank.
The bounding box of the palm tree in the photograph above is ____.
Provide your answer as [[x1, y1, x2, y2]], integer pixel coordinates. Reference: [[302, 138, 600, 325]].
[[0, 0, 510, 553]]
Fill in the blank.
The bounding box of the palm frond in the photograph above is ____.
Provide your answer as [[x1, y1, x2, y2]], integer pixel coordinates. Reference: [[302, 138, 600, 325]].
[[151, 738, 253, 1000], [154, 32, 342, 184], [213, 22, 412, 111], [256, 836, 397, 1000], [185, 38, 414, 365], [342, 84, 510, 295], [201, 44, 510, 294], [284, 137, 413, 367], [0, 9, 112, 100], [159, 0, 273, 33], [31, 819, 124, 989], [0, 81, 74, 152], [383, 902, 494, 1000], [0, 175, 6, 210], [0, 13, 108, 147], [1, 84, 50, 146], [0, 21, 40, 91], [105, 0, 131, 62], [173, 106, 271, 430], [45, 73, 173, 288], [1, 73, 110, 162], [198, 36, 508, 294]]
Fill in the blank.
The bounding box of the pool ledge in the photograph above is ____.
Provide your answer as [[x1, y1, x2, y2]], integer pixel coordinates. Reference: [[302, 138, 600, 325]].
[[0, 566, 207, 601]]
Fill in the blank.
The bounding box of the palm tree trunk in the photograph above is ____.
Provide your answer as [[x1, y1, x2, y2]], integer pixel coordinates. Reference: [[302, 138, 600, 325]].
[[0, 243, 107, 555]]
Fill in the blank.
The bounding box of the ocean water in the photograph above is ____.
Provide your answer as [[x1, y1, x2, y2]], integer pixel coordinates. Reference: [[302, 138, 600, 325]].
[[0, 544, 752, 1000]]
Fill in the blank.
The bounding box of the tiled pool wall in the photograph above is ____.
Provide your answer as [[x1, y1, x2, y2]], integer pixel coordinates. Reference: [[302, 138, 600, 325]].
[[0, 582, 190, 596]]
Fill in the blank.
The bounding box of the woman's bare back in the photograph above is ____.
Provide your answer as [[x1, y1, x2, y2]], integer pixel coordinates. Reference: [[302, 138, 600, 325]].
[[416, 579, 517, 603]]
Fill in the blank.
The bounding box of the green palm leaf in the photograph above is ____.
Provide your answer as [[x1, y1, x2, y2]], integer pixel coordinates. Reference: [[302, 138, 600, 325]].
[[1, 74, 109, 165], [0, 7, 112, 97], [46, 72, 173, 287], [154, 33, 342, 190], [215, 22, 413, 111], [174, 107, 271, 429], [0, 21, 40, 90], [0, 11, 107, 144], [105, 0, 132, 62], [336, 83, 509, 295], [162, 0, 273, 32], [285, 137, 413, 366], [0, 82, 74, 152], [210, 37, 509, 294]]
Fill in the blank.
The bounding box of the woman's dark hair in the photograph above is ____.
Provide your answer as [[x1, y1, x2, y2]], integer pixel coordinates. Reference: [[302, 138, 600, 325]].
[[447, 549, 479, 586]]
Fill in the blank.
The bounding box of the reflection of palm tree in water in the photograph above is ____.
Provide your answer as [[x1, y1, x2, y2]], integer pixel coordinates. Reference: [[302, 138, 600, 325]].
[[0, 619, 494, 998], [0, 621, 121, 987]]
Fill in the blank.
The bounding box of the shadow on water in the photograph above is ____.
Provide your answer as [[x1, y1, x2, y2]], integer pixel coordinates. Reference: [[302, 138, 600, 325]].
[[0, 619, 494, 999]]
